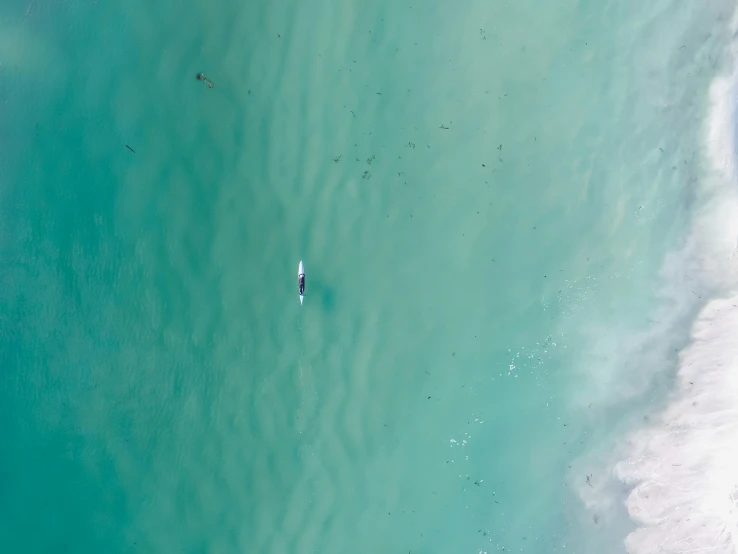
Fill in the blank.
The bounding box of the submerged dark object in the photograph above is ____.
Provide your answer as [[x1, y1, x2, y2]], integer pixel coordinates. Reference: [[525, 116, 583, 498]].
[[196, 72, 214, 88], [125, 144, 135, 153]]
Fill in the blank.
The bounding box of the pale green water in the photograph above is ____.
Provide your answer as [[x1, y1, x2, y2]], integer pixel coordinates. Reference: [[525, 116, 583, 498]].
[[0, 0, 734, 552]]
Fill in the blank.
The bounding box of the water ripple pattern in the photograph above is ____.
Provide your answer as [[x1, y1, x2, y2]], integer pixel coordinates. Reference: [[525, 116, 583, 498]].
[[0, 0, 731, 553]]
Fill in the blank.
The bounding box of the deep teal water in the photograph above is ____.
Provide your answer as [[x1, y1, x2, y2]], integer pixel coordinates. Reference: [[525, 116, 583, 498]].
[[1, 0, 736, 552]]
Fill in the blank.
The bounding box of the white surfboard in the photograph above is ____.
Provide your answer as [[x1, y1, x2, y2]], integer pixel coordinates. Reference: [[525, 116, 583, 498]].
[[298, 260, 305, 305]]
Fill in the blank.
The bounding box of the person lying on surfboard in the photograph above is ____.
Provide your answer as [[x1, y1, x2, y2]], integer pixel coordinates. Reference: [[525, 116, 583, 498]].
[[298, 261, 305, 304], [196, 73, 215, 88]]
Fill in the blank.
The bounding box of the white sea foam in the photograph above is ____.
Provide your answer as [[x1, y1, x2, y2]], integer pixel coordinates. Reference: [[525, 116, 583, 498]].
[[612, 6, 738, 552], [562, 4, 738, 552], [617, 294, 738, 553]]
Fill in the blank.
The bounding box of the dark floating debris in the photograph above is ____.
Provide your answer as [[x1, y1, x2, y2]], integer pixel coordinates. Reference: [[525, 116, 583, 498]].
[[196, 73, 215, 88], [125, 144, 136, 153]]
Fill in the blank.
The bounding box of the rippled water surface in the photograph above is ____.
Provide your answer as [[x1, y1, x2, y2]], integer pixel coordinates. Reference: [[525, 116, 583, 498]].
[[2, 0, 738, 552]]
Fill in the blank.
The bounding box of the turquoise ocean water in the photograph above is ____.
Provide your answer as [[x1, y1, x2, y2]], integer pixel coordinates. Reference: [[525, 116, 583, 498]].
[[3, 0, 738, 552]]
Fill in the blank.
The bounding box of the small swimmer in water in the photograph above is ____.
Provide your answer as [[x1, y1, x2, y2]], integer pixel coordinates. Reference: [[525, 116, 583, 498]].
[[196, 73, 215, 88]]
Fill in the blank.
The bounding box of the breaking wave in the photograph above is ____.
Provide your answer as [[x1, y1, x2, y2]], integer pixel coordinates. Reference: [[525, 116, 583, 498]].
[[612, 7, 738, 553]]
